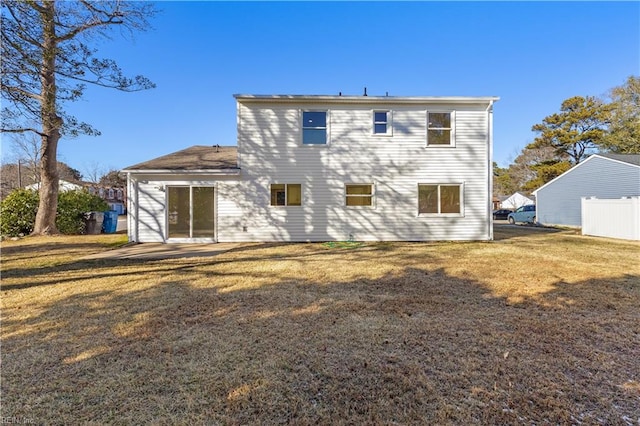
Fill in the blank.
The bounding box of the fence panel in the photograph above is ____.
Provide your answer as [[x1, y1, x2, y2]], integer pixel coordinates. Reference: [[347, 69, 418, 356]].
[[581, 197, 640, 240]]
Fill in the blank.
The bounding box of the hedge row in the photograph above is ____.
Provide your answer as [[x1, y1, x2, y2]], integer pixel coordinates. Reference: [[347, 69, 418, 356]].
[[0, 189, 108, 236]]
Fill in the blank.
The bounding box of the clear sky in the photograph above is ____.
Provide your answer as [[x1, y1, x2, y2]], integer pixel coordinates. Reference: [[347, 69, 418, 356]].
[[2, 1, 638, 176]]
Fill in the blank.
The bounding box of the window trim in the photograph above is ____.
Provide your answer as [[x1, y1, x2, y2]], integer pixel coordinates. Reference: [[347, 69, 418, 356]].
[[417, 183, 464, 217], [345, 183, 375, 207], [270, 183, 303, 207], [301, 110, 330, 146], [426, 110, 456, 147], [372, 110, 393, 136]]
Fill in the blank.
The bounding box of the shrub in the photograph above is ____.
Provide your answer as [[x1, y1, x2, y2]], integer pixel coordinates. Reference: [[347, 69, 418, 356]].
[[0, 189, 39, 236], [0, 188, 108, 236], [57, 190, 108, 234]]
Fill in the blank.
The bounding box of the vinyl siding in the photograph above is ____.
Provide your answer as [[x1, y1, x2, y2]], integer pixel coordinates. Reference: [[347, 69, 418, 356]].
[[535, 156, 640, 227], [234, 102, 492, 241], [128, 174, 244, 243]]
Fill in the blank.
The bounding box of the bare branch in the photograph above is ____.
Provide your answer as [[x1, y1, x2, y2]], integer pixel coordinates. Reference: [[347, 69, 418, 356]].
[[0, 127, 48, 137]]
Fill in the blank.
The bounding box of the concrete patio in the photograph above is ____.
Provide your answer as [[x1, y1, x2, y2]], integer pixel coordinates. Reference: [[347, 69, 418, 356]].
[[82, 242, 242, 261]]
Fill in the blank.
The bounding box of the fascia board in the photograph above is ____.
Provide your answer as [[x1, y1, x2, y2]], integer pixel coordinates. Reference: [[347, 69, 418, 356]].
[[122, 169, 241, 175]]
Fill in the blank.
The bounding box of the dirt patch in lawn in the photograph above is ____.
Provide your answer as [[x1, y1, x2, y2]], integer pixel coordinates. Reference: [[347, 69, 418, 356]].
[[1, 229, 639, 424]]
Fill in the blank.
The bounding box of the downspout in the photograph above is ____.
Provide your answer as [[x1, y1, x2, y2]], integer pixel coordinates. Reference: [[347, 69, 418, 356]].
[[487, 100, 494, 241], [126, 173, 138, 243]]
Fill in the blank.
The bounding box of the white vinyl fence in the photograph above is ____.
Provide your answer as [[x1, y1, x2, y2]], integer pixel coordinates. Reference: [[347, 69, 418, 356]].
[[581, 197, 640, 241]]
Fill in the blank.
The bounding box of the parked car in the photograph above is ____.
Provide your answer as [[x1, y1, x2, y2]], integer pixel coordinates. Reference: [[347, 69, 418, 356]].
[[507, 205, 536, 224], [492, 209, 512, 220]]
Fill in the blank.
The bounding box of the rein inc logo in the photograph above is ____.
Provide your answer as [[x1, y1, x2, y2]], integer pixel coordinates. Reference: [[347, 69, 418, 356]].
[[1, 418, 34, 424]]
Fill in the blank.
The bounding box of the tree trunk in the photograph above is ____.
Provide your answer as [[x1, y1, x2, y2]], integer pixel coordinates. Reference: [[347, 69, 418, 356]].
[[32, 1, 60, 235]]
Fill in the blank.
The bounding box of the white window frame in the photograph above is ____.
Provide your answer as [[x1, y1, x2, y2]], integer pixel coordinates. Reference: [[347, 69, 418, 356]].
[[417, 183, 464, 217], [270, 183, 303, 207], [426, 110, 456, 147], [301, 110, 330, 146], [345, 183, 375, 208], [372, 110, 392, 136]]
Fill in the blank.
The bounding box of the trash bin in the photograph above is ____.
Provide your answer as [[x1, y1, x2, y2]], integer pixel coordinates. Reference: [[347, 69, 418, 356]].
[[102, 210, 118, 234], [84, 211, 104, 235]]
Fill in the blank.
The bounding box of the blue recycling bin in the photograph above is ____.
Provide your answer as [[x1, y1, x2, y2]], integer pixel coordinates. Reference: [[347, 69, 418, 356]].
[[102, 210, 119, 234]]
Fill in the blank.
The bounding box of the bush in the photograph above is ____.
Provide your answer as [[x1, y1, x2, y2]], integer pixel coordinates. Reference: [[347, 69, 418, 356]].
[[57, 190, 108, 234], [0, 189, 39, 236], [0, 188, 108, 236]]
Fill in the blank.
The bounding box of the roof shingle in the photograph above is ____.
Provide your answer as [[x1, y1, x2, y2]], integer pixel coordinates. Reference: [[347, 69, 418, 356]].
[[123, 145, 238, 171], [597, 153, 640, 166]]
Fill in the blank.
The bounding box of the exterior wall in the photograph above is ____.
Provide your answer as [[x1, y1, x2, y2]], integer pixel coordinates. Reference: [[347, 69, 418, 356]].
[[127, 174, 242, 243], [233, 101, 493, 242], [535, 156, 640, 227], [582, 197, 640, 240]]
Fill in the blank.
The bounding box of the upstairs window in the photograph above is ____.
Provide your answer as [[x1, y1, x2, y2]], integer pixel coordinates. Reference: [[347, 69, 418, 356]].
[[345, 184, 374, 206], [270, 184, 302, 206], [373, 110, 392, 135], [427, 111, 454, 146], [418, 184, 462, 215], [302, 111, 327, 145]]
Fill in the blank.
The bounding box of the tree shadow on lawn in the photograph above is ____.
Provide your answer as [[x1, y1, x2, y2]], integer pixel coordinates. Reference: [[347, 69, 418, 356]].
[[2, 260, 638, 425], [493, 223, 565, 241], [0, 241, 427, 291]]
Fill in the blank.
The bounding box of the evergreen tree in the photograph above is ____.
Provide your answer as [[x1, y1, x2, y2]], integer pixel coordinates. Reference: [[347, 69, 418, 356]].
[[1, 1, 156, 234]]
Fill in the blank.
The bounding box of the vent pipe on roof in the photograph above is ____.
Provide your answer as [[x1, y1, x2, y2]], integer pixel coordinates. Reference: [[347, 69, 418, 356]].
[[363, 87, 368, 96]]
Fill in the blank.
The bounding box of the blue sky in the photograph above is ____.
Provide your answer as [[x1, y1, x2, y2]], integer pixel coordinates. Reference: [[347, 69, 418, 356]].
[[3, 1, 638, 175]]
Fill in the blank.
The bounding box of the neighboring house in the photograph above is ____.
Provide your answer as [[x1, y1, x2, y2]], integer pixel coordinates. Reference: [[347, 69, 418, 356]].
[[85, 184, 127, 214], [492, 196, 501, 210], [500, 192, 534, 210], [26, 179, 82, 192], [532, 153, 640, 227], [123, 94, 499, 243]]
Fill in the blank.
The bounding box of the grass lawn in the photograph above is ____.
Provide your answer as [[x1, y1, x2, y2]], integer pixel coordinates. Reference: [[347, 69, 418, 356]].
[[1, 228, 639, 424]]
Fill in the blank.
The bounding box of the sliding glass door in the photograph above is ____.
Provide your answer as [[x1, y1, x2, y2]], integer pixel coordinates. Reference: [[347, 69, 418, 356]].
[[167, 186, 215, 240]]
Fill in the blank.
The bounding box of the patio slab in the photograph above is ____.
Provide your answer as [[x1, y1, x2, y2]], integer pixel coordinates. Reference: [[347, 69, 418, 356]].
[[82, 242, 242, 260]]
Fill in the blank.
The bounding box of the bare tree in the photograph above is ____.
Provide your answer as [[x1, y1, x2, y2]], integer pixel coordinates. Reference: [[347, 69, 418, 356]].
[[9, 132, 41, 184], [83, 161, 107, 184], [1, 1, 156, 234]]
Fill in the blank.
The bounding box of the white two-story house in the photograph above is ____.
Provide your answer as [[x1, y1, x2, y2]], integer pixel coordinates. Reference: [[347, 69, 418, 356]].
[[124, 94, 499, 243]]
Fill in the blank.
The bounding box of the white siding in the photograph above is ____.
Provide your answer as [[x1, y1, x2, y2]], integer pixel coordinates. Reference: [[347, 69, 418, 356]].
[[234, 101, 492, 241], [535, 156, 640, 227], [582, 197, 640, 240], [127, 174, 244, 243]]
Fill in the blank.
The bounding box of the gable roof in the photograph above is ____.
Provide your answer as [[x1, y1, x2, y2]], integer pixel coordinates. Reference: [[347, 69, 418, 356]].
[[532, 153, 640, 195], [122, 145, 239, 173]]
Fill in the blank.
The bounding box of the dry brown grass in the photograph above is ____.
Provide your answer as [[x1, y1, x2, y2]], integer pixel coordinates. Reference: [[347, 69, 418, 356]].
[[1, 227, 639, 424]]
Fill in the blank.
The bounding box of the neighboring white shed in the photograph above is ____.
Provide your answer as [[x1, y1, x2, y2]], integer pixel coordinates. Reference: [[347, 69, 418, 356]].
[[26, 179, 83, 192], [533, 153, 640, 227], [500, 192, 534, 210]]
